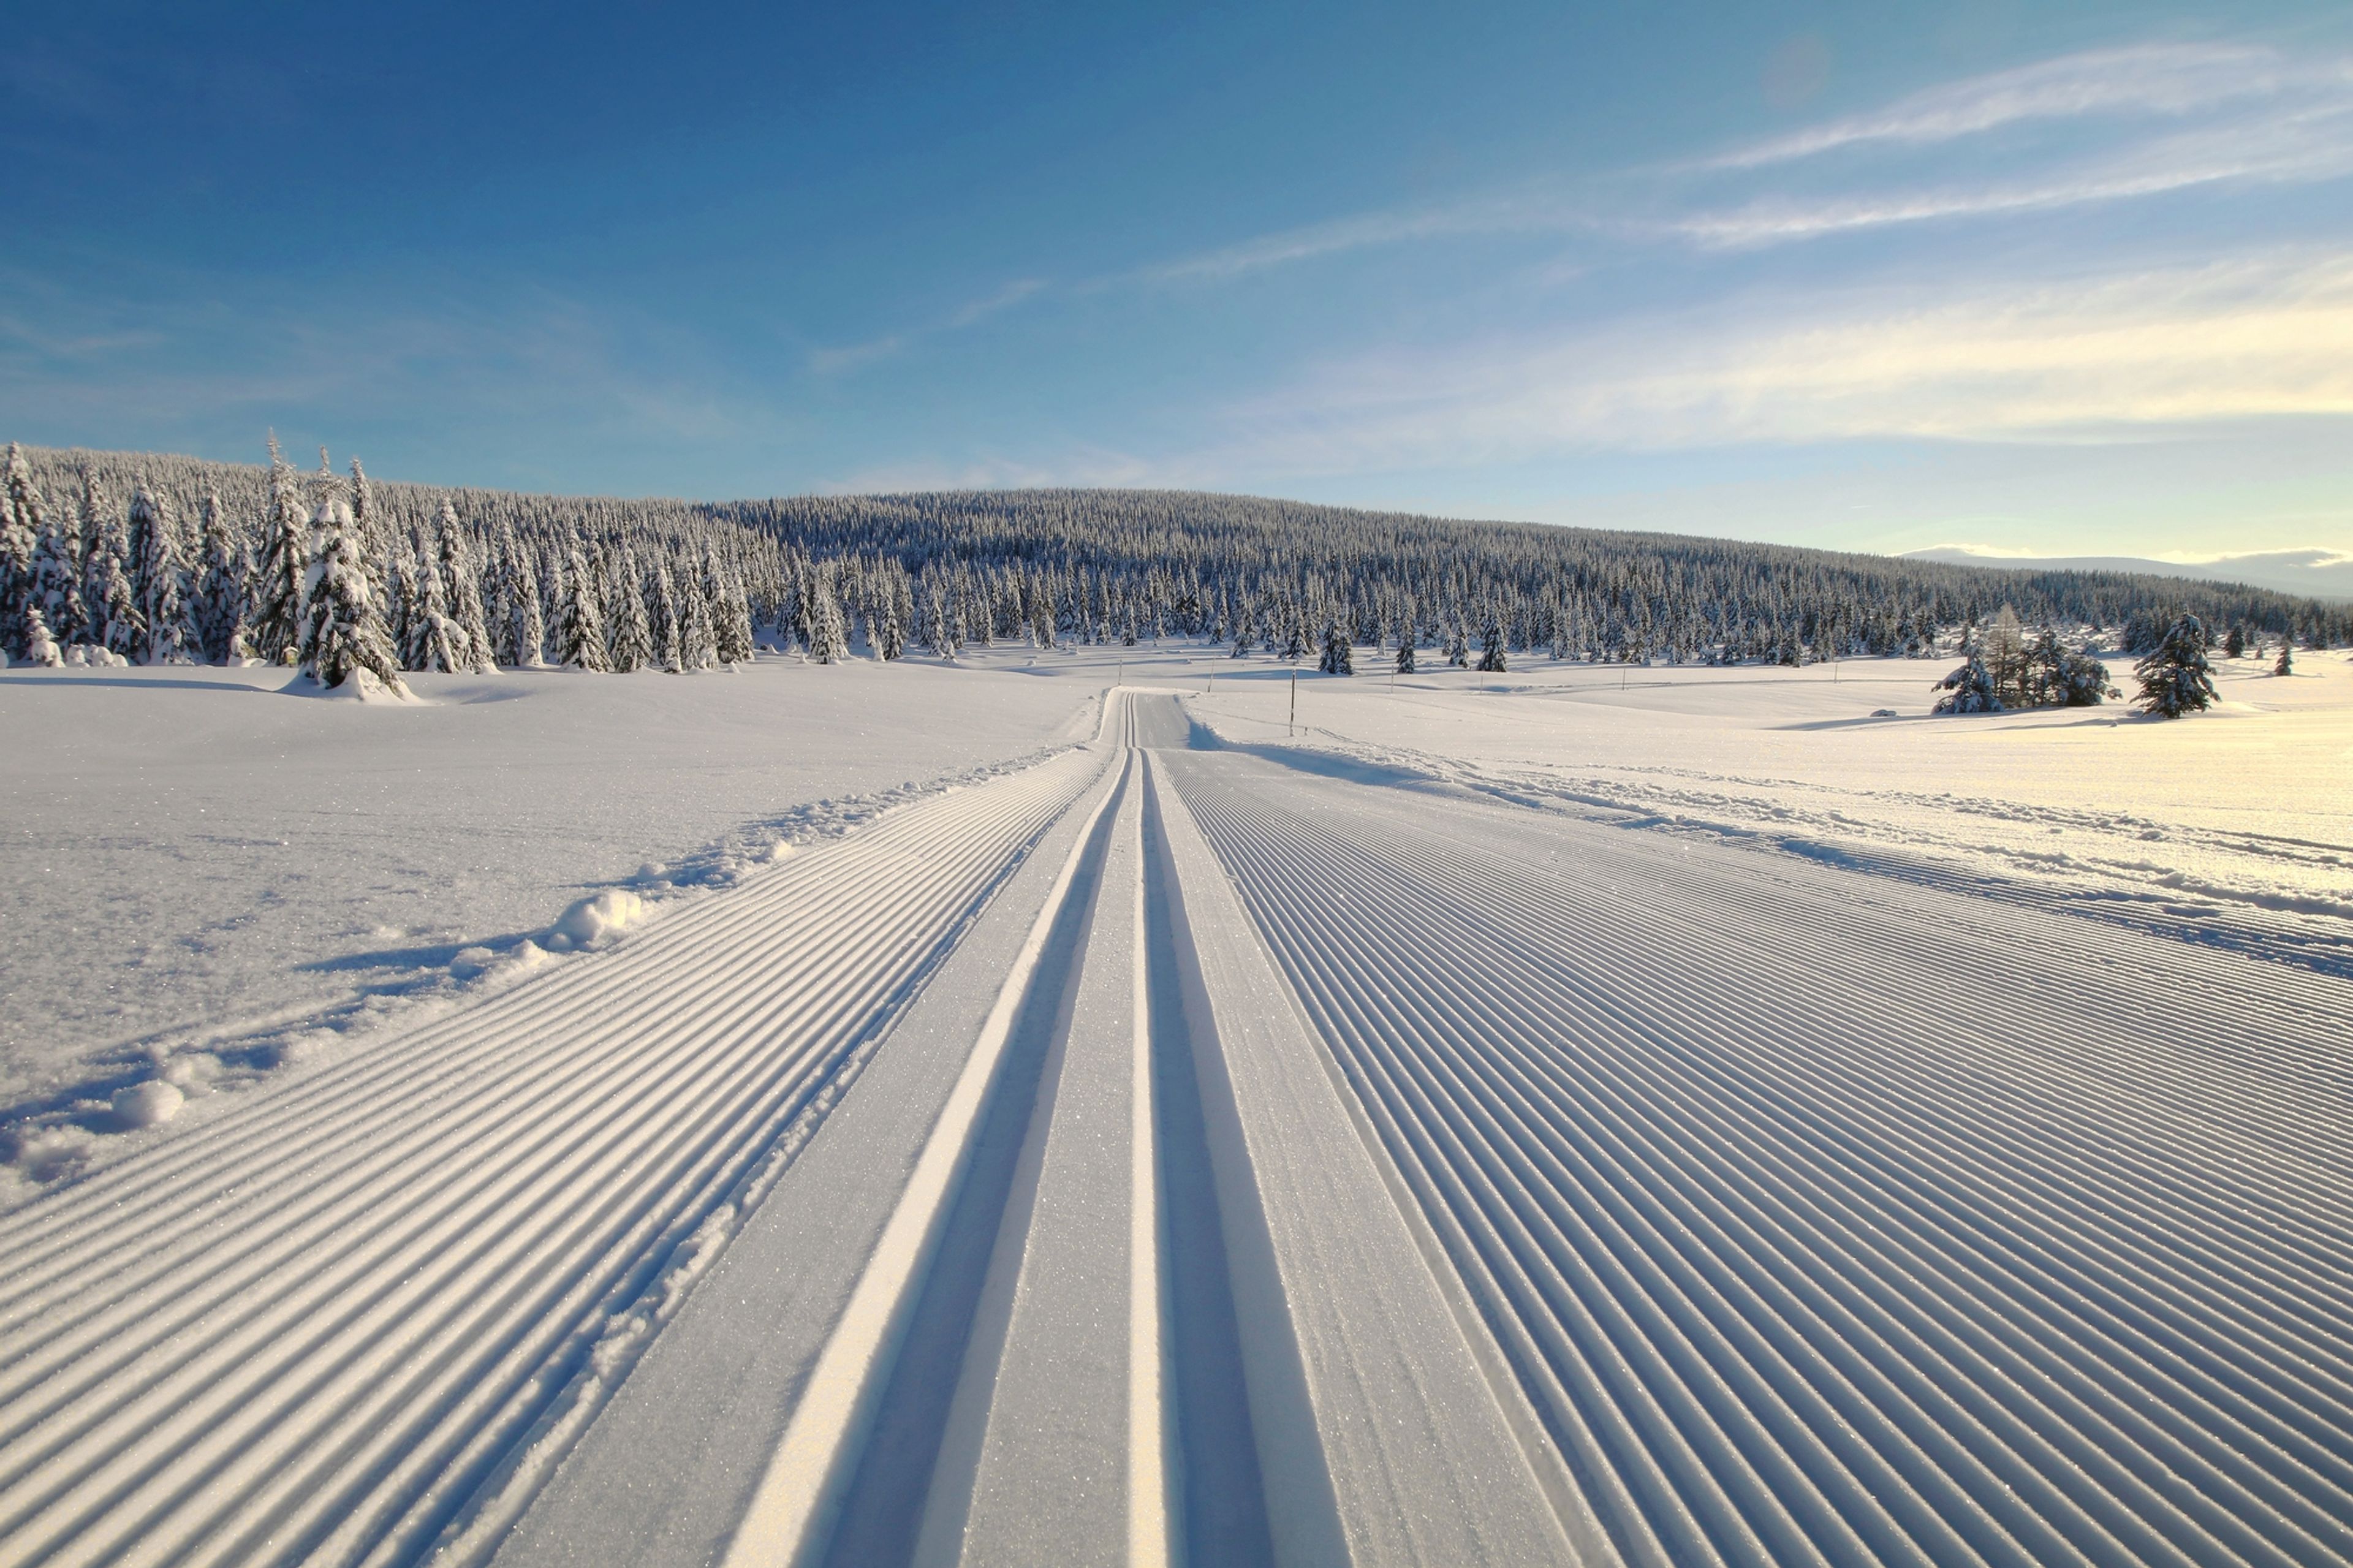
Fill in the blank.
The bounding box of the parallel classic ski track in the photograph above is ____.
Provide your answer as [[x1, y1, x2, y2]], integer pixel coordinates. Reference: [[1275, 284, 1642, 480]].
[[0, 743, 1105, 1568], [1164, 749, 2353, 1568]]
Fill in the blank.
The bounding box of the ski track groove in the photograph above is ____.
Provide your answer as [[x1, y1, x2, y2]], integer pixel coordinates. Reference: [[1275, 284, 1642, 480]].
[[0, 746, 1104, 1568], [1163, 751, 2353, 1568]]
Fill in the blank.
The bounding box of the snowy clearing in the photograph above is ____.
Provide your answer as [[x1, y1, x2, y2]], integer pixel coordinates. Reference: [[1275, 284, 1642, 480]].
[[2, 649, 2350, 1567], [0, 657, 1096, 1195]]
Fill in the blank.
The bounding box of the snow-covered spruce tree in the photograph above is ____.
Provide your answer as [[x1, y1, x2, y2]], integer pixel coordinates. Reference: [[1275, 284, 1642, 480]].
[[349, 457, 389, 605], [676, 570, 717, 670], [20, 600, 63, 666], [249, 436, 309, 664], [1932, 652, 2001, 714], [2028, 629, 2114, 708], [556, 547, 610, 671], [494, 528, 546, 667], [1477, 608, 1508, 674], [31, 510, 83, 649], [804, 564, 849, 664], [438, 502, 494, 671], [2224, 622, 2246, 659], [2276, 638, 2295, 677], [923, 578, 960, 661], [0, 444, 38, 658], [192, 492, 249, 664], [1444, 616, 1469, 668], [712, 559, 756, 666], [404, 531, 469, 673], [78, 473, 141, 661], [607, 548, 653, 672], [2135, 615, 2218, 718], [1395, 616, 1416, 674], [127, 483, 196, 664], [647, 558, 681, 670], [297, 494, 408, 697], [1318, 613, 1353, 675]]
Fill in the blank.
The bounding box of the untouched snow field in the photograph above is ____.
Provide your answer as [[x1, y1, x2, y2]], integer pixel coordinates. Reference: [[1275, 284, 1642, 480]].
[[0, 659, 1096, 1191], [3, 646, 2351, 1567]]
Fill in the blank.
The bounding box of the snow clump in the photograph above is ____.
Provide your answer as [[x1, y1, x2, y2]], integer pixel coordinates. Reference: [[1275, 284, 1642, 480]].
[[553, 889, 649, 947], [112, 1079, 186, 1128]]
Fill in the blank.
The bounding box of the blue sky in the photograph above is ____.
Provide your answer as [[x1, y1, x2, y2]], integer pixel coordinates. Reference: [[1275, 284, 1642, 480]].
[[4, 0, 2349, 558]]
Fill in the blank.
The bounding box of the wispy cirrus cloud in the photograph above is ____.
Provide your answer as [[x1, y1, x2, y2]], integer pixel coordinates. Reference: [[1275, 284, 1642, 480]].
[[1704, 42, 2321, 167], [808, 277, 1047, 374], [1193, 252, 2353, 474], [1131, 40, 2353, 276]]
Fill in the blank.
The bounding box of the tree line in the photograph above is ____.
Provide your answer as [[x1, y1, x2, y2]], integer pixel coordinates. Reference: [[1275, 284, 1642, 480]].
[[2, 442, 2344, 693]]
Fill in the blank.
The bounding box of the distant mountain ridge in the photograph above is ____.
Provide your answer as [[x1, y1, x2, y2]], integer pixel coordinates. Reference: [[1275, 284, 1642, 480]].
[[1905, 546, 2353, 604]]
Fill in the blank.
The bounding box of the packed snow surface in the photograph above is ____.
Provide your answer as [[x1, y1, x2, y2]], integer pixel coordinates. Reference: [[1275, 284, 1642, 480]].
[[2, 645, 2351, 1568]]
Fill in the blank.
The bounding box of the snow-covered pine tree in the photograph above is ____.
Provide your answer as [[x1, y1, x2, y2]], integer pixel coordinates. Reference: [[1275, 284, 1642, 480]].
[[127, 483, 196, 664], [31, 511, 83, 649], [1395, 615, 1416, 674], [556, 546, 610, 671], [607, 548, 653, 672], [0, 443, 38, 659], [1932, 652, 2001, 714], [648, 558, 681, 670], [20, 600, 62, 665], [676, 569, 717, 670], [712, 558, 756, 666], [1318, 612, 1353, 675], [875, 567, 911, 661], [298, 493, 407, 696], [2276, 638, 2295, 677], [78, 472, 141, 661], [349, 456, 389, 605], [2134, 615, 2217, 718], [924, 579, 960, 661], [404, 530, 469, 673], [2224, 622, 2246, 659], [804, 564, 849, 664], [494, 527, 546, 667], [249, 436, 309, 665], [192, 492, 249, 664], [1476, 608, 1507, 673], [438, 502, 494, 671], [1444, 616, 1469, 668]]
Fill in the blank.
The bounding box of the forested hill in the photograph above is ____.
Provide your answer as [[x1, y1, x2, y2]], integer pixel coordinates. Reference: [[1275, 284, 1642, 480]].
[[6, 444, 2346, 676]]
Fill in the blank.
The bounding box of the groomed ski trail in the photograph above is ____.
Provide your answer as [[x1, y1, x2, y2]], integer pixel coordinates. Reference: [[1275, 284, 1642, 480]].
[[1159, 723, 2353, 1568], [495, 692, 1576, 1568], [16, 687, 2344, 1568], [0, 738, 1109, 1568]]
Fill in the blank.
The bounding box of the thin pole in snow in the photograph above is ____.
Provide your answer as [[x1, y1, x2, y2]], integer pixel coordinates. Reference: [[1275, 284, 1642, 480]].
[[1290, 664, 1298, 736]]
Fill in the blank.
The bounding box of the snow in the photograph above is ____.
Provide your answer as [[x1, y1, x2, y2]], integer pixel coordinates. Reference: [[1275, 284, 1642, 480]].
[[0, 656, 1099, 1196], [1183, 650, 2353, 979], [4, 642, 2351, 1568]]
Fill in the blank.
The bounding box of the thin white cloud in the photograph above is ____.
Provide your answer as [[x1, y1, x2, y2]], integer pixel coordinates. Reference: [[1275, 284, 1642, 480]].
[[1130, 40, 2353, 278], [1195, 253, 2353, 474], [1707, 42, 2313, 167], [1138, 192, 1590, 284], [808, 278, 1048, 374]]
